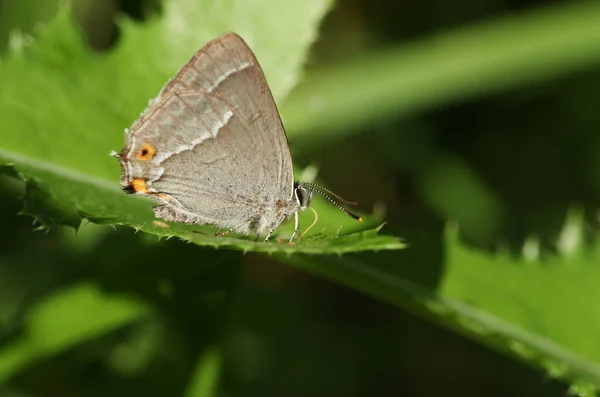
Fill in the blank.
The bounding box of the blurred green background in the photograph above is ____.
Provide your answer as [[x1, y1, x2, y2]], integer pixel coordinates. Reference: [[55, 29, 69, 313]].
[[1, 0, 600, 396]]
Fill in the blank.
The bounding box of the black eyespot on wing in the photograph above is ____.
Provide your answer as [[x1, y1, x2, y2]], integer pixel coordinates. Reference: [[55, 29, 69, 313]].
[[122, 183, 136, 194]]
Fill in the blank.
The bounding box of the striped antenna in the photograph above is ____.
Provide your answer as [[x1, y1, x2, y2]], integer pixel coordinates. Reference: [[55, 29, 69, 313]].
[[299, 182, 363, 222]]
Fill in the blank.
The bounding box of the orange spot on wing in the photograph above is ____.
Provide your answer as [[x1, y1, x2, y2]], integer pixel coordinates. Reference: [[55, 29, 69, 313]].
[[131, 178, 149, 193], [131, 178, 169, 202], [130, 178, 169, 202], [137, 143, 156, 161]]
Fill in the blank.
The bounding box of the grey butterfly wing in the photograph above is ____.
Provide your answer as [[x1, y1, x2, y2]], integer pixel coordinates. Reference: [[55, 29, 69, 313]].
[[119, 33, 294, 233]]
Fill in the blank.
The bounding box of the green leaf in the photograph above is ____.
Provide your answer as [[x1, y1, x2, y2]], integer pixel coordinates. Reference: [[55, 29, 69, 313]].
[[441, 217, 600, 394], [184, 346, 223, 397], [285, 213, 600, 394], [0, 0, 404, 253], [282, 0, 600, 146], [0, 283, 149, 381]]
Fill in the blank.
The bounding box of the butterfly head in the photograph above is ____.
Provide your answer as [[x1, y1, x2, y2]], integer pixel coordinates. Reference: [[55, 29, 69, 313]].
[[294, 183, 314, 210], [295, 182, 362, 222]]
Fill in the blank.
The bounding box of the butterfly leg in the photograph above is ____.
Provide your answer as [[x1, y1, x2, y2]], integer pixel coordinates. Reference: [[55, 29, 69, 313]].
[[264, 216, 286, 242], [214, 228, 233, 237], [288, 211, 300, 242]]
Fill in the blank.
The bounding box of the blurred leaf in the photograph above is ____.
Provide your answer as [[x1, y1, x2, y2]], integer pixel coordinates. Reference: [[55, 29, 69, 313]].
[[441, 218, 600, 394], [184, 346, 222, 397], [0, 0, 59, 53], [0, 0, 404, 253], [0, 283, 149, 381], [283, 0, 600, 146], [285, 215, 600, 394]]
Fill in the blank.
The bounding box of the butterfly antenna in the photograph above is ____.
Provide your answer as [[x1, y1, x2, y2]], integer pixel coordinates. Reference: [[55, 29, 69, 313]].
[[301, 182, 358, 205], [300, 183, 363, 222]]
